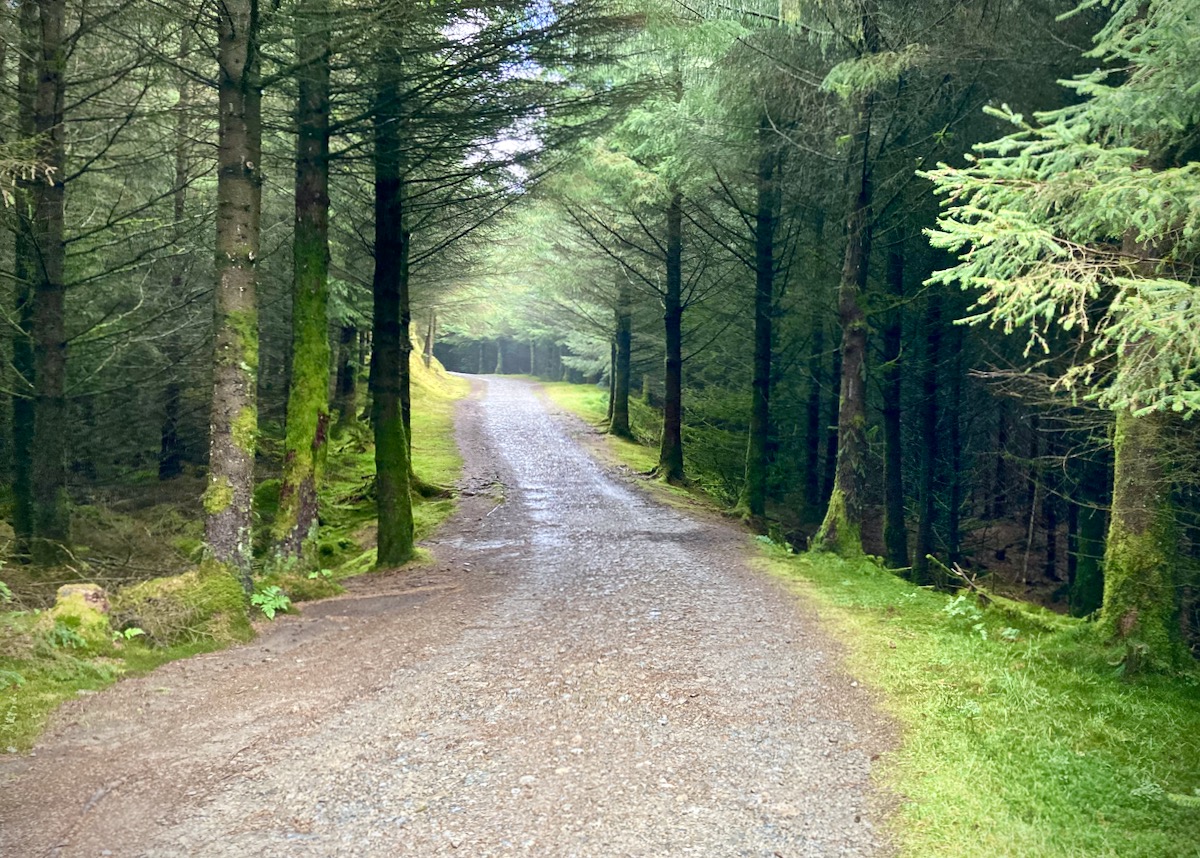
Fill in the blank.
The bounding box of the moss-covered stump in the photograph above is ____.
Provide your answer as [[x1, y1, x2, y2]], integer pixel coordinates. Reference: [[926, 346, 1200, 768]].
[[111, 564, 252, 647], [37, 583, 112, 651]]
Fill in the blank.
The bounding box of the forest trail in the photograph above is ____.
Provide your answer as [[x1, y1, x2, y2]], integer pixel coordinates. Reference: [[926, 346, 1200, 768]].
[[0, 376, 890, 857]]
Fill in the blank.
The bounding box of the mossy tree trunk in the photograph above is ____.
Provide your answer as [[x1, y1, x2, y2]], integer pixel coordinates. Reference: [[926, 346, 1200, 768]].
[[276, 0, 332, 560], [657, 190, 685, 484], [881, 249, 907, 568], [1100, 409, 1181, 666], [205, 0, 262, 591], [370, 67, 414, 567], [739, 118, 778, 523], [814, 100, 874, 555], [610, 277, 633, 439], [17, 0, 71, 565]]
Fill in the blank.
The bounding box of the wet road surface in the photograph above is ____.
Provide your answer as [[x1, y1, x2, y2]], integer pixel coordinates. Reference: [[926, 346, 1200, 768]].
[[0, 376, 890, 857]]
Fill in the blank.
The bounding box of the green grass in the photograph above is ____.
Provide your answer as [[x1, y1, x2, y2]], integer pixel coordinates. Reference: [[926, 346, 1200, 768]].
[[542, 377, 1200, 857], [763, 549, 1200, 857], [0, 621, 231, 752]]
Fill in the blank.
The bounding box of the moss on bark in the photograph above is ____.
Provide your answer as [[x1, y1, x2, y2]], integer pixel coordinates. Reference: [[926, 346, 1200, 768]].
[[812, 487, 863, 557], [1099, 409, 1183, 669]]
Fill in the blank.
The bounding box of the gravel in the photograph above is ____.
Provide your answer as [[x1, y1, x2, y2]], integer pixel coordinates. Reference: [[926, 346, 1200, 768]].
[[0, 376, 893, 857]]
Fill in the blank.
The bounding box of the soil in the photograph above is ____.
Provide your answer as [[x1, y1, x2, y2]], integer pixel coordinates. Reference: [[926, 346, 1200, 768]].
[[0, 376, 894, 857]]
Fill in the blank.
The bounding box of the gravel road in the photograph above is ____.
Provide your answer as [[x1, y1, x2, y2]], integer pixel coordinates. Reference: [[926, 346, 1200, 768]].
[[0, 376, 892, 857]]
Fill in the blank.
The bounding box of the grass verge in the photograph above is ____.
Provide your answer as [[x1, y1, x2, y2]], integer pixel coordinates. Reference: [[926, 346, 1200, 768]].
[[544, 377, 1200, 857]]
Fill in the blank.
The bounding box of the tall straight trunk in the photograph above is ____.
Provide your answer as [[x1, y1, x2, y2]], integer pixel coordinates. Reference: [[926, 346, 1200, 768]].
[[881, 250, 907, 567], [814, 103, 874, 554], [334, 323, 357, 424], [913, 296, 941, 583], [802, 321, 823, 520], [494, 338, 504, 373], [206, 0, 262, 589], [610, 277, 633, 439], [20, 0, 70, 564], [1101, 408, 1180, 664], [11, 0, 38, 559], [160, 27, 191, 481], [370, 69, 413, 567], [657, 190, 685, 483], [740, 118, 777, 521], [276, 0, 331, 559]]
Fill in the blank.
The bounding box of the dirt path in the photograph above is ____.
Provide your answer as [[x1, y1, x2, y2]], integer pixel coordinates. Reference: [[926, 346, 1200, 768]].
[[0, 376, 892, 857]]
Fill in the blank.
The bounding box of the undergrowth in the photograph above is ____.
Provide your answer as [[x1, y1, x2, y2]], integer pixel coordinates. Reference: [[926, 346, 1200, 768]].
[[548, 378, 1200, 858]]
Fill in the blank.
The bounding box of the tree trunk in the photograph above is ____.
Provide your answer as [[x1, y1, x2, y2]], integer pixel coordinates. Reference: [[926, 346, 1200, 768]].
[[657, 190, 685, 483], [371, 67, 414, 567], [1101, 408, 1181, 666], [16, 0, 70, 564], [494, 338, 504, 373], [276, 0, 331, 560], [881, 250, 907, 568], [740, 119, 777, 521], [913, 296, 941, 583], [814, 98, 874, 555], [610, 277, 633, 439], [205, 0, 262, 590]]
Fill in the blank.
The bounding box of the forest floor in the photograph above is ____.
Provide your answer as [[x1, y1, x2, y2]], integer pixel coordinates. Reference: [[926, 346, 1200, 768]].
[[0, 376, 892, 857]]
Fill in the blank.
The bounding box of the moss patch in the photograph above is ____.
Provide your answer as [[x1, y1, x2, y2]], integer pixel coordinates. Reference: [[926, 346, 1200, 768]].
[[202, 475, 234, 515], [110, 563, 252, 647], [38, 584, 112, 652]]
